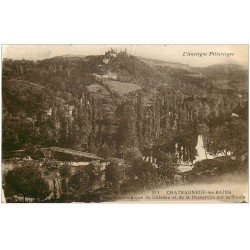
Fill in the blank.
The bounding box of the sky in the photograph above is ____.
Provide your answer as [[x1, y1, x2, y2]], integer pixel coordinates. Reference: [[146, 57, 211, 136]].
[[2, 44, 248, 67]]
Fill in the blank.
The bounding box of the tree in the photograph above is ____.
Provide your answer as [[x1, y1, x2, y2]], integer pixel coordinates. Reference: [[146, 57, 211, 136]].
[[205, 119, 248, 159], [118, 103, 138, 148], [105, 159, 126, 193], [5, 163, 50, 202], [157, 162, 177, 180], [130, 158, 152, 179], [153, 150, 170, 164], [130, 158, 162, 188], [2, 125, 19, 151], [68, 169, 91, 200], [59, 164, 71, 195], [98, 143, 115, 159], [42, 160, 62, 198], [122, 147, 142, 165]]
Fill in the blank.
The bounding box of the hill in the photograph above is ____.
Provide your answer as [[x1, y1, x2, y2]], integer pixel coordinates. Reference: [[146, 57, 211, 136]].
[[196, 64, 248, 90], [139, 56, 192, 70], [2, 50, 248, 156]]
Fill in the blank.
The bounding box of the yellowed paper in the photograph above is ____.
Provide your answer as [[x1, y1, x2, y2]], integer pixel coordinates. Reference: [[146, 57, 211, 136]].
[[1, 45, 248, 203]]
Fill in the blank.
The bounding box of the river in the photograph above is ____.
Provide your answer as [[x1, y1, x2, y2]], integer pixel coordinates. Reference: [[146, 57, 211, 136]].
[[176, 134, 225, 172]]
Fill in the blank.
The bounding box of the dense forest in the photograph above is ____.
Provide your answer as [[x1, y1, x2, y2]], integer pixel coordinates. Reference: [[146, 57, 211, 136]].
[[2, 50, 247, 158]]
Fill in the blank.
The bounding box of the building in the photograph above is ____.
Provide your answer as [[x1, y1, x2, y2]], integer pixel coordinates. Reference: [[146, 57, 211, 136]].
[[103, 49, 118, 64], [102, 71, 117, 80], [103, 58, 109, 64], [45, 107, 52, 116], [231, 113, 239, 118], [105, 49, 117, 58]]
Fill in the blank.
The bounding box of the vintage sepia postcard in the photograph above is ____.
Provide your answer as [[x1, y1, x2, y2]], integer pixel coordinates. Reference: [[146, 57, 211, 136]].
[[1, 45, 248, 203]]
